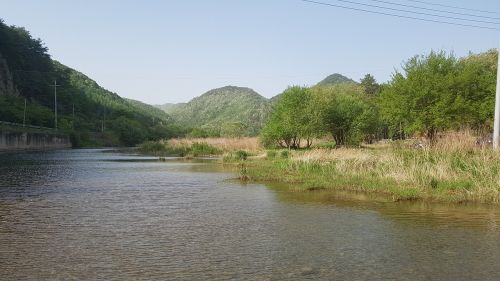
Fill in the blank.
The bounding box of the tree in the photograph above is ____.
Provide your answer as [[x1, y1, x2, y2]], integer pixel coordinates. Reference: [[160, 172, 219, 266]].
[[360, 74, 380, 96], [377, 50, 497, 140], [261, 86, 320, 148], [310, 84, 378, 145]]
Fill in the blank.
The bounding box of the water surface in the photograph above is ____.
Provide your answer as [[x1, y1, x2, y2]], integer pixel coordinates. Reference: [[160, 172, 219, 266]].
[[0, 149, 499, 280]]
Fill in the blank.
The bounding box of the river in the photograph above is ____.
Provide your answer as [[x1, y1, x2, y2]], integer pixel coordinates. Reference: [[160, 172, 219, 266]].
[[0, 149, 499, 280]]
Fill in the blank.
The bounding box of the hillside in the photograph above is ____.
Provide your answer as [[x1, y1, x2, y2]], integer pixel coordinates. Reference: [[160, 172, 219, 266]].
[[0, 19, 177, 146], [155, 102, 186, 113], [269, 73, 357, 104], [316, 73, 357, 86], [164, 86, 272, 136]]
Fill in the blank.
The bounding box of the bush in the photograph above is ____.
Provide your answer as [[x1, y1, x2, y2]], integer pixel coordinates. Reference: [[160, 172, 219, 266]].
[[234, 150, 248, 160], [223, 150, 249, 162]]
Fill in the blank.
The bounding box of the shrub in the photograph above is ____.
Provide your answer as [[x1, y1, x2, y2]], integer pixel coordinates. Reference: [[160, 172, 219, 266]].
[[223, 150, 249, 162]]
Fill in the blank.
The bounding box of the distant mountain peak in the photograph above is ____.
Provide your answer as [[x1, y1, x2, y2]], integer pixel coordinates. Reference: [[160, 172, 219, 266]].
[[200, 85, 261, 97], [316, 73, 357, 86]]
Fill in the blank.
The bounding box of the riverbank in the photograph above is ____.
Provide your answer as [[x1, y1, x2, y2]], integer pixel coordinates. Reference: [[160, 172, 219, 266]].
[[141, 133, 500, 203]]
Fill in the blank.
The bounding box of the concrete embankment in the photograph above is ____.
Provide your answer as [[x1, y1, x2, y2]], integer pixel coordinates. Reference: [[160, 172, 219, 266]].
[[0, 129, 71, 151]]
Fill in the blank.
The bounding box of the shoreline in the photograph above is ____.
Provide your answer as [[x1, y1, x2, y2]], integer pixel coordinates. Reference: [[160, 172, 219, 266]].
[[139, 136, 500, 204], [222, 153, 500, 204]]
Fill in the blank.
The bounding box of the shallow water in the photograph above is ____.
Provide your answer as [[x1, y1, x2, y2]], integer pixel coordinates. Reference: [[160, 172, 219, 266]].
[[0, 149, 499, 280]]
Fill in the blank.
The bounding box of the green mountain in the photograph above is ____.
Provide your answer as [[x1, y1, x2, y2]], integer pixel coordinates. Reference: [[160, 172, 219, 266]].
[[269, 74, 357, 105], [155, 102, 186, 113], [161, 86, 272, 136], [0, 19, 178, 146], [316, 73, 357, 86]]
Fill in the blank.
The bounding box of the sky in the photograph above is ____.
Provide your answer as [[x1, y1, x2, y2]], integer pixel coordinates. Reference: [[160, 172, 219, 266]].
[[1, 0, 499, 104]]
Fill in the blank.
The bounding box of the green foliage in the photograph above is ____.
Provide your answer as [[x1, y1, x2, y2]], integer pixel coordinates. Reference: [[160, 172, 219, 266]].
[[261, 86, 321, 148], [310, 84, 379, 145], [316, 73, 357, 87], [223, 150, 249, 161], [0, 20, 53, 101], [188, 127, 220, 138], [263, 84, 380, 148], [189, 142, 222, 156], [111, 116, 146, 146], [234, 150, 249, 160], [378, 50, 497, 139], [280, 150, 289, 159], [360, 74, 381, 96], [221, 122, 248, 138]]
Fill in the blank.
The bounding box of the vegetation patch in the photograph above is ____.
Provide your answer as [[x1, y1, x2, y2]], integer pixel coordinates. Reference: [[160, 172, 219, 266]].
[[222, 134, 500, 203]]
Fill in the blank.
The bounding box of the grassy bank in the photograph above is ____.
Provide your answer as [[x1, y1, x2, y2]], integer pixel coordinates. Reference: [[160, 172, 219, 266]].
[[232, 132, 500, 203], [141, 133, 500, 203]]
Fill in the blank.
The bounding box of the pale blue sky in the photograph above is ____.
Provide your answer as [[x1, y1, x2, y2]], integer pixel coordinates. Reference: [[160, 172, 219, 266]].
[[1, 0, 499, 104]]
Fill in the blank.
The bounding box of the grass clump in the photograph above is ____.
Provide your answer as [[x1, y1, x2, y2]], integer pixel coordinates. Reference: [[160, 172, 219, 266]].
[[223, 150, 250, 162], [188, 142, 222, 157]]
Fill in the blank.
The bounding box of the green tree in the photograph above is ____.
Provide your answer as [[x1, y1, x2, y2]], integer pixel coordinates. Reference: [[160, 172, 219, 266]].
[[110, 116, 146, 146], [360, 74, 380, 96], [311, 84, 378, 145], [261, 86, 319, 148], [378, 50, 497, 140]]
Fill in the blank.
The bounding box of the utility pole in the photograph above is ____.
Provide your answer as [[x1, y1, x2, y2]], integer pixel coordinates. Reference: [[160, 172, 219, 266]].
[[72, 103, 75, 130], [494, 46, 500, 149], [23, 98, 26, 127], [101, 110, 106, 132], [51, 80, 60, 130]]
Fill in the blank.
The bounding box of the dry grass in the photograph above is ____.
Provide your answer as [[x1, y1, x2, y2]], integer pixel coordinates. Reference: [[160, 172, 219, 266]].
[[167, 137, 262, 152], [431, 130, 481, 152], [282, 131, 500, 202]]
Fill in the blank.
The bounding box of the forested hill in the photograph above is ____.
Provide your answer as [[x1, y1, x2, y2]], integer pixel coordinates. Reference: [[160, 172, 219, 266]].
[[155, 102, 186, 113], [270, 73, 357, 104], [159, 86, 272, 137], [316, 73, 357, 86], [0, 19, 179, 146]]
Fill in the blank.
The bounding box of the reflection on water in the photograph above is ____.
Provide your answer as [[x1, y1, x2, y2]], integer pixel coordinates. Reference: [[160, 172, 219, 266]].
[[0, 149, 499, 280]]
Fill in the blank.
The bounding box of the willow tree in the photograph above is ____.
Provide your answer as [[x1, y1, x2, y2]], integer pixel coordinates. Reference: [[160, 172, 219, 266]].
[[261, 86, 320, 148]]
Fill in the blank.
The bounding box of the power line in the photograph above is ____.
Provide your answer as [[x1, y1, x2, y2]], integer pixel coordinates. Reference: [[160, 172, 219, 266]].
[[299, 0, 500, 31], [368, 0, 500, 21], [404, 0, 500, 16], [319, 0, 500, 25]]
